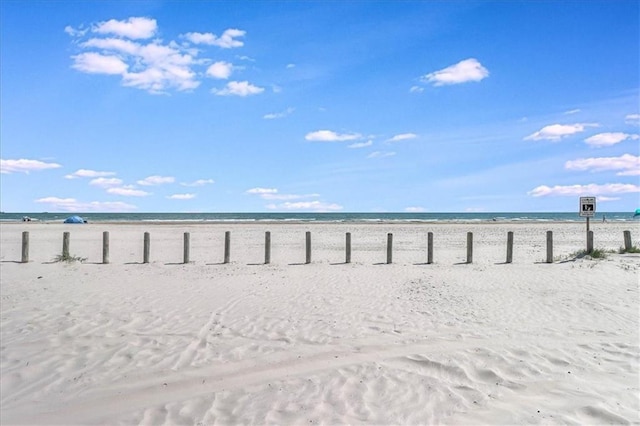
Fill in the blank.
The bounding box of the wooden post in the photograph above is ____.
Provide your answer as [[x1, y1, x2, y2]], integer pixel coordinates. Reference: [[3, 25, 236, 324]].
[[224, 231, 230, 264], [102, 231, 109, 264], [265, 231, 271, 264], [506, 231, 513, 264], [62, 232, 70, 259], [587, 230, 594, 254], [386, 233, 393, 264], [305, 231, 311, 264], [586, 217, 590, 252], [427, 232, 433, 264], [143, 232, 150, 264], [21, 231, 29, 263], [623, 230, 632, 252], [183, 232, 190, 264], [345, 232, 351, 264], [546, 231, 553, 263], [466, 232, 473, 264]]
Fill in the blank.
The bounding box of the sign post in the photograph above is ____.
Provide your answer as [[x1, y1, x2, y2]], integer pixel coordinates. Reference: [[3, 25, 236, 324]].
[[579, 196, 596, 253]]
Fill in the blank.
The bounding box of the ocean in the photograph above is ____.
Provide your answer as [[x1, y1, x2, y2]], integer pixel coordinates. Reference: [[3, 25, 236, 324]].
[[1, 212, 637, 223]]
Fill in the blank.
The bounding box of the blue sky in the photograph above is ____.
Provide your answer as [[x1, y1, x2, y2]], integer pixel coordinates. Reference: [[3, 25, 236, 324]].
[[1, 1, 638, 213]]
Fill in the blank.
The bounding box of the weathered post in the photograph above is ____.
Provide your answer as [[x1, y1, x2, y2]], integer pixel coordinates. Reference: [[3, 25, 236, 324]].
[[427, 232, 433, 264], [305, 231, 311, 264], [224, 231, 231, 264], [466, 232, 473, 264], [102, 231, 109, 264], [546, 231, 553, 263], [506, 231, 514, 264], [143, 232, 150, 264], [587, 230, 594, 254], [345, 232, 351, 264], [62, 232, 70, 259], [265, 231, 271, 264], [21, 231, 29, 263], [386, 233, 393, 264], [623, 230, 632, 252], [183, 232, 190, 264]]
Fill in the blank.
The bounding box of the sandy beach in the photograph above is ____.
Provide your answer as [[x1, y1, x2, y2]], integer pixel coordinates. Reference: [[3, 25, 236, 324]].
[[1, 221, 639, 425]]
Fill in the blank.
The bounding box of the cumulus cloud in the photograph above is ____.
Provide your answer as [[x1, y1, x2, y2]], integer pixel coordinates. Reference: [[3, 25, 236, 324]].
[[565, 154, 640, 176], [305, 130, 362, 142], [1, 158, 62, 174], [625, 114, 640, 125], [246, 187, 319, 200], [263, 108, 294, 120], [89, 177, 123, 187], [584, 132, 639, 147], [167, 193, 196, 200], [348, 140, 373, 149], [35, 197, 137, 212], [266, 201, 343, 212], [387, 133, 417, 142], [181, 179, 215, 187], [421, 58, 489, 86], [182, 29, 245, 48], [206, 61, 233, 79], [107, 187, 150, 197], [93, 17, 158, 39], [528, 183, 640, 197], [137, 175, 175, 186], [65, 169, 116, 179], [68, 18, 250, 94], [367, 151, 396, 159], [524, 123, 599, 141], [212, 81, 264, 96]]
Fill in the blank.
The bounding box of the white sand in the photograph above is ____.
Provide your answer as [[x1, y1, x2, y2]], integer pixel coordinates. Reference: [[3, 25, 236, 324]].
[[1, 221, 639, 425]]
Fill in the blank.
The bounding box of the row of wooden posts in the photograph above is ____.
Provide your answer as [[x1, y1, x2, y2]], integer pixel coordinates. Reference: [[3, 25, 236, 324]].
[[18, 230, 635, 265]]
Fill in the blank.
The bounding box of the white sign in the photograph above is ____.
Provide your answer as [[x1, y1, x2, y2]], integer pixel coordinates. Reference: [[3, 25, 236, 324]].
[[579, 196, 596, 217]]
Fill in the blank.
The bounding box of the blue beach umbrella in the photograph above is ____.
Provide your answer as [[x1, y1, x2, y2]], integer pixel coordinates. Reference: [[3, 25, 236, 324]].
[[634, 208, 640, 217], [64, 215, 86, 223]]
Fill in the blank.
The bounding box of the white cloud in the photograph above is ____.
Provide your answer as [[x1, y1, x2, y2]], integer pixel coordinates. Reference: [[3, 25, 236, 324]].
[[1, 158, 62, 174], [565, 154, 640, 176], [625, 114, 640, 125], [584, 132, 639, 147], [93, 17, 157, 39], [137, 175, 175, 186], [107, 187, 150, 197], [263, 108, 294, 120], [286, 63, 296, 69], [246, 187, 319, 200], [64, 25, 87, 37], [528, 183, 640, 197], [65, 169, 116, 179], [67, 18, 246, 96], [182, 29, 245, 48], [348, 140, 373, 149], [212, 81, 264, 96], [35, 197, 137, 212], [72, 52, 129, 75], [89, 177, 123, 187], [524, 123, 599, 141], [206, 61, 233, 79], [421, 58, 489, 86], [167, 193, 196, 200], [266, 201, 343, 212], [181, 179, 215, 187], [305, 130, 362, 142], [367, 151, 396, 159], [246, 187, 278, 195], [564, 109, 581, 115], [405, 207, 426, 212], [387, 133, 417, 142], [409, 86, 424, 93]]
